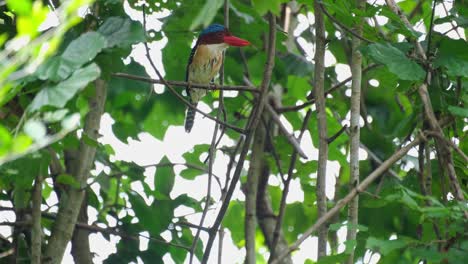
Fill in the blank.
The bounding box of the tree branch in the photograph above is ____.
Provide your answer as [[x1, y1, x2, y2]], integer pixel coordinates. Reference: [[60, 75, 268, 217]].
[[201, 13, 276, 263], [264, 103, 307, 159], [31, 173, 43, 264], [245, 104, 268, 264], [271, 132, 429, 264], [268, 110, 311, 262], [314, 0, 328, 258], [44, 79, 107, 264], [346, 1, 365, 263], [112, 72, 259, 93]]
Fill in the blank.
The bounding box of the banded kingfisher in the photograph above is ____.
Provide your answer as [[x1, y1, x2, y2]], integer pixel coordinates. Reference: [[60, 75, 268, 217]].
[[184, 24, 250, 133]]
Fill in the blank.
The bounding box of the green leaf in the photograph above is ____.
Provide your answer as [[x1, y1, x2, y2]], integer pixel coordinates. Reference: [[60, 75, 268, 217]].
[[37, 32, 107, 82], [182, 144, 210, 167], [29, 63, 101, 112], [154, 156, 175, 200], [366, 236, 411, 255], [447, 105, 468, 117], [282, 53, 315, 77], [224, 200, 245, 246], [252, 0, 289, 16], [98, 17, 145, 48], [287, 75, 310, 101], [434, 39, 468, 77], [56, 174, 80, 188], [189, 0, 224, 30], [179, 166, 205, 180], [6, 0, 32, 16], [0, 125, 13, 156], [142, 92, 185, 140], [61, 32, 107, 72], [362, 43, 425, 81]]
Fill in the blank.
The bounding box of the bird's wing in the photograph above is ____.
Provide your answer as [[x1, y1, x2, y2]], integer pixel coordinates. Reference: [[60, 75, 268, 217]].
[[185, 41, 199, 101]]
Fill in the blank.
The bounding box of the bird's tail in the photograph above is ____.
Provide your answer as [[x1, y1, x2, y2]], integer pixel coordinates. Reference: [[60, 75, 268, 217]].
[[185, 104, 197, 133]]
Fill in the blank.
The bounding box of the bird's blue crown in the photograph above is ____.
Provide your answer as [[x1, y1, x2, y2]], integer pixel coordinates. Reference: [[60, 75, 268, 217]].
[[200, 24, 226, 36]]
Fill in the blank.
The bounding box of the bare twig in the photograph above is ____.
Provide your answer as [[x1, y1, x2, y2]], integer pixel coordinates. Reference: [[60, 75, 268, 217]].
[[271, 132, 428, 264], [263, 118, 285, 181], [268, 110, 311, 262], [327, 125, 348, 144], [176, 221, 210, 232], [201, 13, 276, 263], [314, 0, 328, 258], [426, 131, 468, 163], [245, 102, 268, 264], [346, 1, 365, 262], [2, 220, 191, 251], [265, 103, 307, 159], [31, 173, 43, 264], [189, 79, 223, 264]]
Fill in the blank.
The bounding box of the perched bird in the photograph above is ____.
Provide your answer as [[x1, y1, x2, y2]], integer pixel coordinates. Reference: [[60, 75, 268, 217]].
[[184, 24, 250, 133]]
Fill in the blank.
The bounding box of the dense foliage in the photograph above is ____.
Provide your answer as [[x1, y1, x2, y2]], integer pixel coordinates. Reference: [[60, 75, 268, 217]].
[[0, 0, 466, 263]]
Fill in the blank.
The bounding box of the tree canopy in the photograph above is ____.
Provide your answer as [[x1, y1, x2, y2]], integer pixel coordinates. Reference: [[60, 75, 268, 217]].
[[0, 0, 467, 263]]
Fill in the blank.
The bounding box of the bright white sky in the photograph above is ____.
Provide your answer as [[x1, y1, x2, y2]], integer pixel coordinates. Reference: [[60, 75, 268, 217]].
[[0, 0, 464, 263]]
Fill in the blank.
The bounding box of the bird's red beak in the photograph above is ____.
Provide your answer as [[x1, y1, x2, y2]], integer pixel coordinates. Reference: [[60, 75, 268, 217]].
[[223, 35, 250, 47]]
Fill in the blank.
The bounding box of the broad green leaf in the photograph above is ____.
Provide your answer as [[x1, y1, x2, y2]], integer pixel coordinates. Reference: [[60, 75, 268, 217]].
[[434, 39, 468, 77], [287, 75, 310, 101], [366, 236, 411, 255], [182, 144, 210, 167], [317, 253, 350, 264], [98, 17, 145, 48], [179, 166, 205, 180], [362, 43, 425, 81], [56, 174, 80, 188], [61, 32, 107, 73], [447, 105, 468, 117], [0, 125, 13, 156], [224, 200, 245, 246], [154, 156, 175, 200], [282, 53, 315, 77], [6, 0, 32, 16], [189, 0, 224, 30], [29, 63, 101, 111], [37, 32, 107, 82], [329, 222, 369, 232], [142, 92, 185, 140], [252, 0, 288, 16]]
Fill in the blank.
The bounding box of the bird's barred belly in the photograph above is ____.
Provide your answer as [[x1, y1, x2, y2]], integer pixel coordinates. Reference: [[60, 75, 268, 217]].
[[188, 53, 223, 103]]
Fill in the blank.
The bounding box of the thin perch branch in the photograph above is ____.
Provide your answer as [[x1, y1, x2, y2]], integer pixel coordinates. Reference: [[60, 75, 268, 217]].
[[112, 72, 259, 93]]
